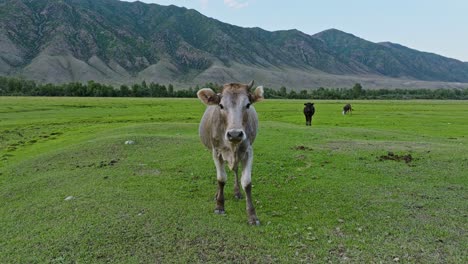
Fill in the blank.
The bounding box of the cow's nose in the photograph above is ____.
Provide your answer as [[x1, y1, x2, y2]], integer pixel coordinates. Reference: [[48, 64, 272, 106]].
[[227, 130, 244, 142]]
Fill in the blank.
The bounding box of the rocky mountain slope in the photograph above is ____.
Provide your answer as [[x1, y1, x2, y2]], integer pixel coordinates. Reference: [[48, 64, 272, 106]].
[[1, 0, 467, 89]]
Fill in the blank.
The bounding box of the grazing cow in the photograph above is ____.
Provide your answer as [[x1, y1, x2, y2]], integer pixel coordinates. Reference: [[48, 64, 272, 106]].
[[303, 102, 315, 126], [197, 80, 264, 225], [342, 103, 352, 115]]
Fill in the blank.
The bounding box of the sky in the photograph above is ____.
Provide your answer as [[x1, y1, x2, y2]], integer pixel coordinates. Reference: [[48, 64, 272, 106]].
[[121, 0, 468, 62]]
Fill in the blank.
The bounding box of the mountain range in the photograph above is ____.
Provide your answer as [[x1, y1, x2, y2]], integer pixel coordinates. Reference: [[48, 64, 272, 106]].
[[1, 0, 468, 89]]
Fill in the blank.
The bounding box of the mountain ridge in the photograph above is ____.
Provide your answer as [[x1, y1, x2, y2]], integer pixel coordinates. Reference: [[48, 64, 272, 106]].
[[1, 0, 468, 89]]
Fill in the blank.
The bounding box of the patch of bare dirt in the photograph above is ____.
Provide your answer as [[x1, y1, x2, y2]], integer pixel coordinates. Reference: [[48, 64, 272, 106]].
[[293, 145, 312, 151], [378, 152, 413, 164]]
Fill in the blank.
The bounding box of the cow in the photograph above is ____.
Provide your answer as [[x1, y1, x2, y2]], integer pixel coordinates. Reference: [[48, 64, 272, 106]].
[[303, 102, 315, 126], [197, 80, 264, 225], [342, 103, 352, 115]]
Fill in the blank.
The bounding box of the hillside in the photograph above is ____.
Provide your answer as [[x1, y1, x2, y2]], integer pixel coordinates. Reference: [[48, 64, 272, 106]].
[[1, 0, 468, 89]]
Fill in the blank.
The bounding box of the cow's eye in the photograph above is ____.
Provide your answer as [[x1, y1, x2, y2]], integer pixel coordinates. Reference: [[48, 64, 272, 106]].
[[219, 104, 224, 109], [246, 103, 251, 109]]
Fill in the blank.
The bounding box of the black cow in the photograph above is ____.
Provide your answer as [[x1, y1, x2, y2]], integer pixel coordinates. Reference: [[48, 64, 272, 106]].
[[342, 104, 352, 115], [303, 102, 315, 126]]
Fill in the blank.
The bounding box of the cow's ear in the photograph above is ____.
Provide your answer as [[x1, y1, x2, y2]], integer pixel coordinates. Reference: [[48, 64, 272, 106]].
[[250, 86, 264, 103], [304, 103, 307, 106], [197, 88, 221, 105]]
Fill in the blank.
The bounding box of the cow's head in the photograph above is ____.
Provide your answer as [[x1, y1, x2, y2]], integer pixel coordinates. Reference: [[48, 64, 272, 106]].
[[197, 80, 264, 144]]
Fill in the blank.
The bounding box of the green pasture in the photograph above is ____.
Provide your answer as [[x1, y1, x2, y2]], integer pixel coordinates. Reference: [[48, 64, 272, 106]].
[[0, 97, 467, 263]]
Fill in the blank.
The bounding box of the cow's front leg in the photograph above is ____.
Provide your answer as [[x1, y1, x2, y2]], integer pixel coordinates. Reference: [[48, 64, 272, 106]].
[[241, 148, 260, 225], [306, 116, 311, 126], [213, 150, 226, 214]]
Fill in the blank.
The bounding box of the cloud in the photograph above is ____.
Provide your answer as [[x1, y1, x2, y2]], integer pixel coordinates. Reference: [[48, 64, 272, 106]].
[[224, 0, 249, 9]]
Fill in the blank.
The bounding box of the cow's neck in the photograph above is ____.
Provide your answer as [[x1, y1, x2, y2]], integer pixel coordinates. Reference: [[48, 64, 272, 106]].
[[219, 142, 246, 170]]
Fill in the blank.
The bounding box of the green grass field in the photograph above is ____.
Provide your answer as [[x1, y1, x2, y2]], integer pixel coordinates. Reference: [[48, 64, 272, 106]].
[[1, 97, 467, 263]]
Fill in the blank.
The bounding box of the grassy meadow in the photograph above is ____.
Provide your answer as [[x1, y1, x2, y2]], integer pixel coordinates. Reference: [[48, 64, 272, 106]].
[[0, 96, 467, 263]]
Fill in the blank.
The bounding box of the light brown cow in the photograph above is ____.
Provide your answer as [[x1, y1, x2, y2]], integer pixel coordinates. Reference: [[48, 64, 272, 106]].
[[197, 80, 264, 225]]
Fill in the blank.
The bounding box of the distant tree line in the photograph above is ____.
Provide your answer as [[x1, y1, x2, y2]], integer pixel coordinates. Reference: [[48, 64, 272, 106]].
[[1, 76, 467, 100], [0, 77, 199, 98], [264, 83, 468, 100]]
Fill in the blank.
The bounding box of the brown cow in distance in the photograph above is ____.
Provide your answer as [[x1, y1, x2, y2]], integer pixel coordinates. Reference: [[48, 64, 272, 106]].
[[197, 80, 264, 225], [343, 103, 352, 115]]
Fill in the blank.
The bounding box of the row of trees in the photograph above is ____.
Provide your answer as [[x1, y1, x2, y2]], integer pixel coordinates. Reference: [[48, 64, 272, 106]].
[[0, 77, 198, 98], [1, 76, 468, 99], [264, 83, 468, 100]]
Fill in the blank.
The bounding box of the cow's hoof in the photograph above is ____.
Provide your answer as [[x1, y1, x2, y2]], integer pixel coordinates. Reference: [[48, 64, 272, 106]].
[[248, 217, 260, 226], [234, 193, 243, 200], [248, 219, 260, 226], [214, 209, 225, 214]]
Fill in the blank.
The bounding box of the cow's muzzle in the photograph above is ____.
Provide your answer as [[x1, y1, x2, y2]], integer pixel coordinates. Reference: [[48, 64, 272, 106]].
[[226, 129, 245, 143]]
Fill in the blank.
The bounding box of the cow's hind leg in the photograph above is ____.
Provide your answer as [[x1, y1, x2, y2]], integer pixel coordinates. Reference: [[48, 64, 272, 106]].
[[233, 166, 242, 200], [213, 151, 226, 214], [241, 148, 260, 225]]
